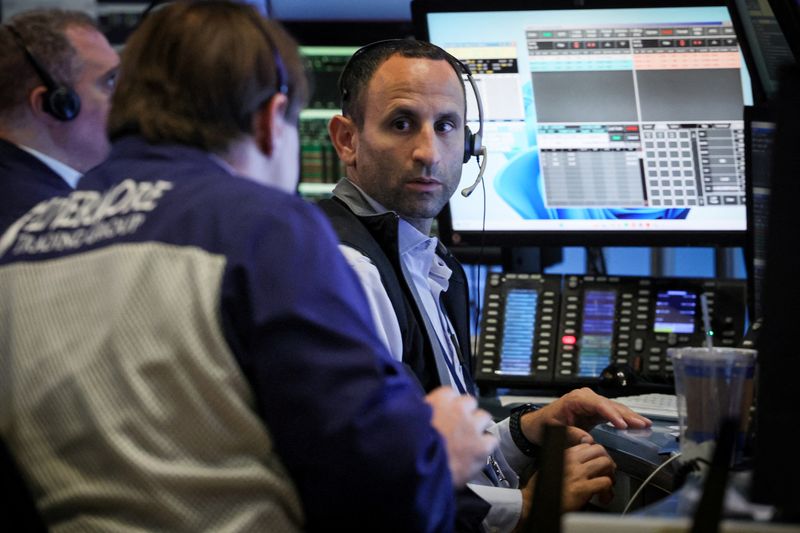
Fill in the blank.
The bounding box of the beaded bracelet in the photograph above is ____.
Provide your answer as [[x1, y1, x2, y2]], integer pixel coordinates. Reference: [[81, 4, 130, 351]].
[[509, 403, 541, 457]]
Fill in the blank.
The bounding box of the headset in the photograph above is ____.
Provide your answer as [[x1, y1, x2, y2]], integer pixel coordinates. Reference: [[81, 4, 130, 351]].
[[5, 25, 81, 122], [338, 39, 488, 198]]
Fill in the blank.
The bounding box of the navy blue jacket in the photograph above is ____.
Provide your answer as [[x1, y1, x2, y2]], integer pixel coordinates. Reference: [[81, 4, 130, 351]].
[[0, 139, 72, 232]]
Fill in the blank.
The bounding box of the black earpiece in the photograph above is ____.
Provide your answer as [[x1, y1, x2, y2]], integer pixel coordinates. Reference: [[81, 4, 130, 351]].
[[42, 86, 81, 122], [464, 126, 475, 164], [5, 25, 81, 122], [457, 60, 483, 164]]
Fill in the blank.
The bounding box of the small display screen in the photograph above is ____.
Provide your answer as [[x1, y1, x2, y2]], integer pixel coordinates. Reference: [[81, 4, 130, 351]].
[[653, 290, 697, 333], [578, 289, 616, 377], [499, 288, 539, 375]]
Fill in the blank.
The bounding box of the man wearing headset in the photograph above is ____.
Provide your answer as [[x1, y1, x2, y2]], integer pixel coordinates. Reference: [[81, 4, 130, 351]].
[[0, 3, 497, 531], [322, 39, 652, 532], [0, 9, 119, 231]]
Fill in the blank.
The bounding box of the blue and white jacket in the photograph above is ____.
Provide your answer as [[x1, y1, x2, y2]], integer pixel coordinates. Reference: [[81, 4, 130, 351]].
[[0, 136, 455, 532]]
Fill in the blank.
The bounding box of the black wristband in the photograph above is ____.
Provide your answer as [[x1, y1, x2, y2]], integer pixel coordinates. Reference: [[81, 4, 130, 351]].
[[509, 403, 541, 457]]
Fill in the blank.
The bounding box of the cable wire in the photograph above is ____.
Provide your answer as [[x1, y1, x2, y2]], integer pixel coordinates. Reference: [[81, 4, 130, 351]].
[[621, 452, 683, 515], [470, 158, 488, 358]]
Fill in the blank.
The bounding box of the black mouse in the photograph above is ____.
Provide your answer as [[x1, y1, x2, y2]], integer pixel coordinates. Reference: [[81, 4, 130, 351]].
[[598, 363, 638, 390]]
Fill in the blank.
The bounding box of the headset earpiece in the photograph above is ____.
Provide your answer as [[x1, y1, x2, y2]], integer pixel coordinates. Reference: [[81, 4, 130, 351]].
[[463, 125, 483, 163], [464, 127, 473, 163], [43, 85, 81, 122], [457, 58, 483, 167]]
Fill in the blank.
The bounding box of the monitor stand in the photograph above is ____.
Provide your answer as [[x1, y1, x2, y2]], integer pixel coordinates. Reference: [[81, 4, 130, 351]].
[[503, 246, 563, 273]]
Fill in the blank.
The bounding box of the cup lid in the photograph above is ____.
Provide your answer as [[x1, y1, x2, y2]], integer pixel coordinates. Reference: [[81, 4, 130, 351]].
[[667, 346, 757, 363]]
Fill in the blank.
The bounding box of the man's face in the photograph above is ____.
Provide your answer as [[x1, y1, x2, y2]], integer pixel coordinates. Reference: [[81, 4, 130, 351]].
[[349, 55, 465, 232], [62, 26, 119, 173]]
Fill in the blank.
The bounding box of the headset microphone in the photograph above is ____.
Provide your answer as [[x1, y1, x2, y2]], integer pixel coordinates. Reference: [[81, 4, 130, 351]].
[[457, 58, 485, 198], [460, 146, 488, 197]]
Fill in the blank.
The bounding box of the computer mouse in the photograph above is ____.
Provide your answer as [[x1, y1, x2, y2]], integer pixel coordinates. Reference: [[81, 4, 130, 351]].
[[599, 363, 638, 389]]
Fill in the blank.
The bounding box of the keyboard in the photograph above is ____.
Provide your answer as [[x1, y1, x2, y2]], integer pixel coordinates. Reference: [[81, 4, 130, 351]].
[[500, 393, 679, 422], [612, 393, 678, 421]]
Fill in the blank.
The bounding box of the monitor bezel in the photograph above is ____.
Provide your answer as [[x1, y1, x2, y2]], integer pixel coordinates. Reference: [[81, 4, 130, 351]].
[[742, 104, 776, 321], [767, 0, 800, 61], [412, 0, 751, 248]]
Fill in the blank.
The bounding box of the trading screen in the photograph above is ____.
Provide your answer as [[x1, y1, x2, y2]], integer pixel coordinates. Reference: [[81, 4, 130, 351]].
[[420, 5, 755, 242]]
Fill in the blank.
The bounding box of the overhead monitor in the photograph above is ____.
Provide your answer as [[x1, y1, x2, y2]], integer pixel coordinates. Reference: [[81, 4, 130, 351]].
[[412, 0, 755, 247], [267, 0, 411, 21]]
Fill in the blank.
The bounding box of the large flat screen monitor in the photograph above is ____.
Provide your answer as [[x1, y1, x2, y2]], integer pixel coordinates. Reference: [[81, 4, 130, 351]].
[[412, 0, 755, 247]]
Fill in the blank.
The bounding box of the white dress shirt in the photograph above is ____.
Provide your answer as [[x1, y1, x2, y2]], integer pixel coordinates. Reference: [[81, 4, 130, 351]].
[[18, 144, 82, 188]]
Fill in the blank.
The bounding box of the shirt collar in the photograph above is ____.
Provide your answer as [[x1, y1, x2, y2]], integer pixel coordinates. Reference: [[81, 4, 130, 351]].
[[208, 153, 238, 175], [17, 144, 82, 188], [332, 178, 386, 217]]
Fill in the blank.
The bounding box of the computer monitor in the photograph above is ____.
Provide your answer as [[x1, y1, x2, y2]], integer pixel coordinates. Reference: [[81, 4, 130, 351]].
[[268, 0, 411, 21], [752, 64, 800, 523], [412, 0, 755, 247], [297, 46, 358, 201]]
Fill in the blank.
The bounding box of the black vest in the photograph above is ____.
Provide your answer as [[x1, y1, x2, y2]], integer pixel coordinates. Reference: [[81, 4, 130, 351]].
[[319, 197, 474, 394]]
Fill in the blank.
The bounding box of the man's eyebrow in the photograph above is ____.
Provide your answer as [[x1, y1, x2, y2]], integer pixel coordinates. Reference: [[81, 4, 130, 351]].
[[102, 64, 120, 78], [437, 110, 463, 122], [384, 103, 418, 115]]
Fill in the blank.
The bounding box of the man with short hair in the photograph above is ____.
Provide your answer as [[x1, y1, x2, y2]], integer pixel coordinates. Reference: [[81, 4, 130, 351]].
[[0, 4, 495, 531], [0, 8, 119, 231], [321, 39, 652, 532]]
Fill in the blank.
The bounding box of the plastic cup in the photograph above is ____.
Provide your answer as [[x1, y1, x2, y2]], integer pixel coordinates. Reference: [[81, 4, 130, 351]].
[[668, 347, 756, 466]]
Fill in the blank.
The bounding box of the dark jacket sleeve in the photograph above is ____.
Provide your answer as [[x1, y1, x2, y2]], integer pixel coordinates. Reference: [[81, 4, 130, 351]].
[[221, 198, 455, 532]]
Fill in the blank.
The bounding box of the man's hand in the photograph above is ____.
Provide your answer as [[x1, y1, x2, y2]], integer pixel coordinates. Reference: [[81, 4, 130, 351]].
[[425, 387, 498, 486], [562, 442, 616, 510], [520, 388, 652, 446], [513, 443, 616, 532]]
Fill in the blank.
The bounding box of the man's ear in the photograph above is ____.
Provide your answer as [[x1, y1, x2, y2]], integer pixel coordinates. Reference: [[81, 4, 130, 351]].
[[27, 86, 56, 122], [254, 93, 290, 157], [328, 114, 358, 167]]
